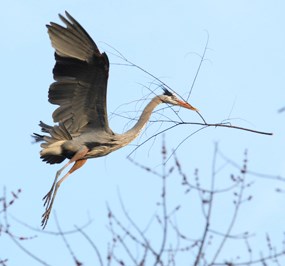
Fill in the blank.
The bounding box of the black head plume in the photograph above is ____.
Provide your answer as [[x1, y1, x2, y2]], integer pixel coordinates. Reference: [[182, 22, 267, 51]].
[[163, 88, 173, 96]]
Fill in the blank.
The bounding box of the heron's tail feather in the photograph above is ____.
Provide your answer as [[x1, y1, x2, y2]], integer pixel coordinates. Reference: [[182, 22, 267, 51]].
[[32, 133, 44, 143], [33, 121, 72, 164]]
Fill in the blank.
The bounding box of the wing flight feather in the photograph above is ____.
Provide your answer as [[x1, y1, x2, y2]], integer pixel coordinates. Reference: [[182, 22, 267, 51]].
[[47, 11, 112, 135]]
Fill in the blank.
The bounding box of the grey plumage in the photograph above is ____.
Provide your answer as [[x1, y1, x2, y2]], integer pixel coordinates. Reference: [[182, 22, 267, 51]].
[[34, 11, 197, 228]]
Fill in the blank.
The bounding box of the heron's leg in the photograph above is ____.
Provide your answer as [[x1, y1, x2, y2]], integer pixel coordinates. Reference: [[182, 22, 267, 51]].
[[41, 159, 87, 228], [41, 147, 89, 229], [42, 147, 89, 207], [42, 162, 72, 207]]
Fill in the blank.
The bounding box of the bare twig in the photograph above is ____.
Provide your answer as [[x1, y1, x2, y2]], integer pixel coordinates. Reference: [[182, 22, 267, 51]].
[[107, 206, 140, 265], [128, 120, 272, 160], [218, 150, 285, 183], [186, 30, 210, 102], [194, 143, 218, 266], [9, 214, 93, 235], [74, 225, 104, 266], [155, 137, 169, 266], [6, 231, 51, 266], [116, 193, 158, 257], [54, 214, 82, 266], [211, 249, 285, 266], [1, 188, 51, 266]]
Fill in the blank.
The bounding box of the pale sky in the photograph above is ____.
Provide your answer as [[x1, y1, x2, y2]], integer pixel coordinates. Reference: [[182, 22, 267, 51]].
[[1, 1, 285, 265]]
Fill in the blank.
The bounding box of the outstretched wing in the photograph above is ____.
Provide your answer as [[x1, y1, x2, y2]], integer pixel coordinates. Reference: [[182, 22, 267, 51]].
[[47, 11, 113, 135]]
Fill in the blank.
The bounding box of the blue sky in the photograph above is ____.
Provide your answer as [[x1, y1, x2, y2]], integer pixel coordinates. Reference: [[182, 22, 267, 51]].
[[1, 1, 285, 265]]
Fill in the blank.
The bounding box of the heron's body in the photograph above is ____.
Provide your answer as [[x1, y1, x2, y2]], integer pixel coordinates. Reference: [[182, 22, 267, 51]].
[[34, 11, 197, 228], [37, 95, 163, 162]]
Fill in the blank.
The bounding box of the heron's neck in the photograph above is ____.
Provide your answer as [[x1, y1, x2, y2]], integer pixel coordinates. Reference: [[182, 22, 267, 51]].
[[123, 96, 162, 142]]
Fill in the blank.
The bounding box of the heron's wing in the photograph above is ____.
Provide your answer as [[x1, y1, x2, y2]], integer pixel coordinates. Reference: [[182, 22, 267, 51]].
[[47, 11, 112, 135]]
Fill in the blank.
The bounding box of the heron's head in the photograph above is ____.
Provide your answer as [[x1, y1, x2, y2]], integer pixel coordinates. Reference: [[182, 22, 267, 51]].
[[159, 88, 198, 111]]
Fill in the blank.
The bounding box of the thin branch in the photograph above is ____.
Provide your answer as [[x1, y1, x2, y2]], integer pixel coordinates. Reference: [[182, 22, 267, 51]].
[[194, 143, 218, 266], [116, 193, 158, 257], [218, 150, 285, 183], [103, 42, 186, 101], [212, 249, 285, 266], [175, 152, 240, 196], [210, 152, 248, 264], [54, 214, 82, 266], [128, 119, 272, 161], [166, 125, 208, 163], [209, 229, 254, 240], [104, 42, 202, 126], [186, 30, 209, 102], [9, 214, 93, 236], [74, 225, 104, 266], [165, 119, 272, 136], [6, 231, 51, 266], [106, 206, 140, 265], [155, 137, 169, 266], [197, 121, 273, 135], [1, 188, 51, 266]]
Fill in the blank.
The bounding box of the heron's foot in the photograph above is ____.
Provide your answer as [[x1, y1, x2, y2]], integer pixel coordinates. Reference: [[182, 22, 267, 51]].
[[42, 187, 54, 207], [41, 187, 56, 229], [41, 207, 51, 229]]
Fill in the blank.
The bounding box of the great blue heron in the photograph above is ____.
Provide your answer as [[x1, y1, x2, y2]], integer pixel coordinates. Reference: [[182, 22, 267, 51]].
[[33, 11, 198, 228]]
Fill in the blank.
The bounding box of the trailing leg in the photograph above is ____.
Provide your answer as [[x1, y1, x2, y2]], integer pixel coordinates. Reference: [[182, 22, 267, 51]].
[[41, 147, 88, 229]]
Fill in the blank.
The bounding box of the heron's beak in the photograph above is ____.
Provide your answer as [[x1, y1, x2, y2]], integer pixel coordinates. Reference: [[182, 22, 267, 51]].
[[178, 100, 198, 111]]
